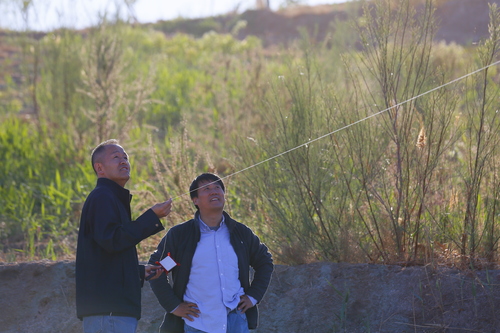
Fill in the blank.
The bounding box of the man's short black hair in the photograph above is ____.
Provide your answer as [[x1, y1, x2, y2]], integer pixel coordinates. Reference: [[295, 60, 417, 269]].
[[189, 173, 225, 200], [91, 139, 119, 174]]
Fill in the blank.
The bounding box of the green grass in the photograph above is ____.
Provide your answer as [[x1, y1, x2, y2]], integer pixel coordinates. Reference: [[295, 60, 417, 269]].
[[1, 0, 500, 268]]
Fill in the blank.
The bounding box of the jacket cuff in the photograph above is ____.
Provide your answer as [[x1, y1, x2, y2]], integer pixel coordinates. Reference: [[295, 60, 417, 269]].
[[139, 264, 145, 286]]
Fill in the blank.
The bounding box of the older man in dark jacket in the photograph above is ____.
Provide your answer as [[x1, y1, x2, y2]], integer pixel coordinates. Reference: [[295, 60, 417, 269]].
[[76, 139, 172, 333]]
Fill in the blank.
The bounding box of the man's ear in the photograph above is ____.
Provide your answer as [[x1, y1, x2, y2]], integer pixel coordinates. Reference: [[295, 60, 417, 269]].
[[192, 197, 198, 206], [94, 163, 103, 175]]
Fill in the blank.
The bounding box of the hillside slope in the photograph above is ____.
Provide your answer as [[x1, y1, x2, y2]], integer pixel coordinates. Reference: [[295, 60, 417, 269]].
[[151, 0, 500, 47], [1, 0, 497, 89]]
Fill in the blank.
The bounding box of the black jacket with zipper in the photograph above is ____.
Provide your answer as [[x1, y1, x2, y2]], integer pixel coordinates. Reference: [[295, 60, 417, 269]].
[[76, 177, 164, 320]]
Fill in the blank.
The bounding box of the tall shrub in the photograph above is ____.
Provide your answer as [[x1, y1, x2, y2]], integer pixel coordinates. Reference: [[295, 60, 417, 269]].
[[458, 3, 500, 265]]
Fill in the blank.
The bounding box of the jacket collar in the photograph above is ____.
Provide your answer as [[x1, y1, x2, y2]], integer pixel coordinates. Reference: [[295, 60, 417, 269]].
[[96, 178, 132, 215], [194, 210, 235, 231]]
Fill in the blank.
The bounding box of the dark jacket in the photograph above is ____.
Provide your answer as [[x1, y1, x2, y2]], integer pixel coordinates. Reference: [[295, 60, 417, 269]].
[[76, 178, 164, 320], [149, 211, 273, 333]]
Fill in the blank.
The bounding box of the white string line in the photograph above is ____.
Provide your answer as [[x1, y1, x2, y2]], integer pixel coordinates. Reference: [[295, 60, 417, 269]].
[[172, 60, 500, 201]]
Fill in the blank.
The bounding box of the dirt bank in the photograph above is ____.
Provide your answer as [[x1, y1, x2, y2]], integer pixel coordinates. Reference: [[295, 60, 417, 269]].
[[1, 260, 499, 332]]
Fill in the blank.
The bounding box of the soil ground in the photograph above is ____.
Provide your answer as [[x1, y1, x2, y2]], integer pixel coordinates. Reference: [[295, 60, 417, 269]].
[[1, 261, 500, 333]]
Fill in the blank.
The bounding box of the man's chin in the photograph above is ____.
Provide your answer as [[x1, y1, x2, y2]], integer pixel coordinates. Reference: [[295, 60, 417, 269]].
[[119, 175, 131, 184], [210, 203, 225, 210]]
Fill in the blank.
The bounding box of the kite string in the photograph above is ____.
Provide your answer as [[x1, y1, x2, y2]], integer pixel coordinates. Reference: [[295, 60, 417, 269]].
[[170, 59, 500, 201]]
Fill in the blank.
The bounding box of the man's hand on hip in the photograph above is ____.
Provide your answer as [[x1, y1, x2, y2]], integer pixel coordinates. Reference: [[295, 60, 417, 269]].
[[172, 302, 200, 321], [237, 295, 254, 313]]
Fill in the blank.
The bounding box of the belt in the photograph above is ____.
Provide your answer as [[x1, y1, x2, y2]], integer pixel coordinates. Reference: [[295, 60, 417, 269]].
[[108, 312, 134, 317]]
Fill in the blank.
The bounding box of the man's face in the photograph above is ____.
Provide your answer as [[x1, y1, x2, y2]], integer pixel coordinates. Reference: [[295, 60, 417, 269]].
[[94, 144, 130, 187], [192, 179, 225, 213]]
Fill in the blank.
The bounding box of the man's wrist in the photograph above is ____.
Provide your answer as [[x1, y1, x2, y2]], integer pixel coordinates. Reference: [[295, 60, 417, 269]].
[[247, 295, 257, 306]]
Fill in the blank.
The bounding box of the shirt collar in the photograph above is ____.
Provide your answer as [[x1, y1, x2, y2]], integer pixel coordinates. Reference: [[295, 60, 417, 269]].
[[198, 214, 225, 232]]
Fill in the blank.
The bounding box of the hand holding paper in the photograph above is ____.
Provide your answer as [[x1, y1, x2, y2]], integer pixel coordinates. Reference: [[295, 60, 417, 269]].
[[145, 265, 163, 281], [146, 253, 179, 281]]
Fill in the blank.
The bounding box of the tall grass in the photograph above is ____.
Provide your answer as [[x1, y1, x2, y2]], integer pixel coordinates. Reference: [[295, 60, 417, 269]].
[[0, 116, 92, 260], [1, 0, 500, 268], [340, 0, 455, 263], [458, 3, 500, 265], [237, 0, 500, 267]]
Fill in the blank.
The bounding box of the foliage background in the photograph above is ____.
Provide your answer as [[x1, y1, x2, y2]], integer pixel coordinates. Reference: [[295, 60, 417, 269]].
[[1, 0, 500, 269]]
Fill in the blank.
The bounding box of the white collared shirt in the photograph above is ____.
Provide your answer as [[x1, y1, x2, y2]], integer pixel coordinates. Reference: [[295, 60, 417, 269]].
[[183, 216, 245, 333]]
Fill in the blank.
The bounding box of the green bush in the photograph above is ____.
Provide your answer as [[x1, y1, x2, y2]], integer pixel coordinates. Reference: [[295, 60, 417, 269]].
[[1, 0, 500, 268]]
